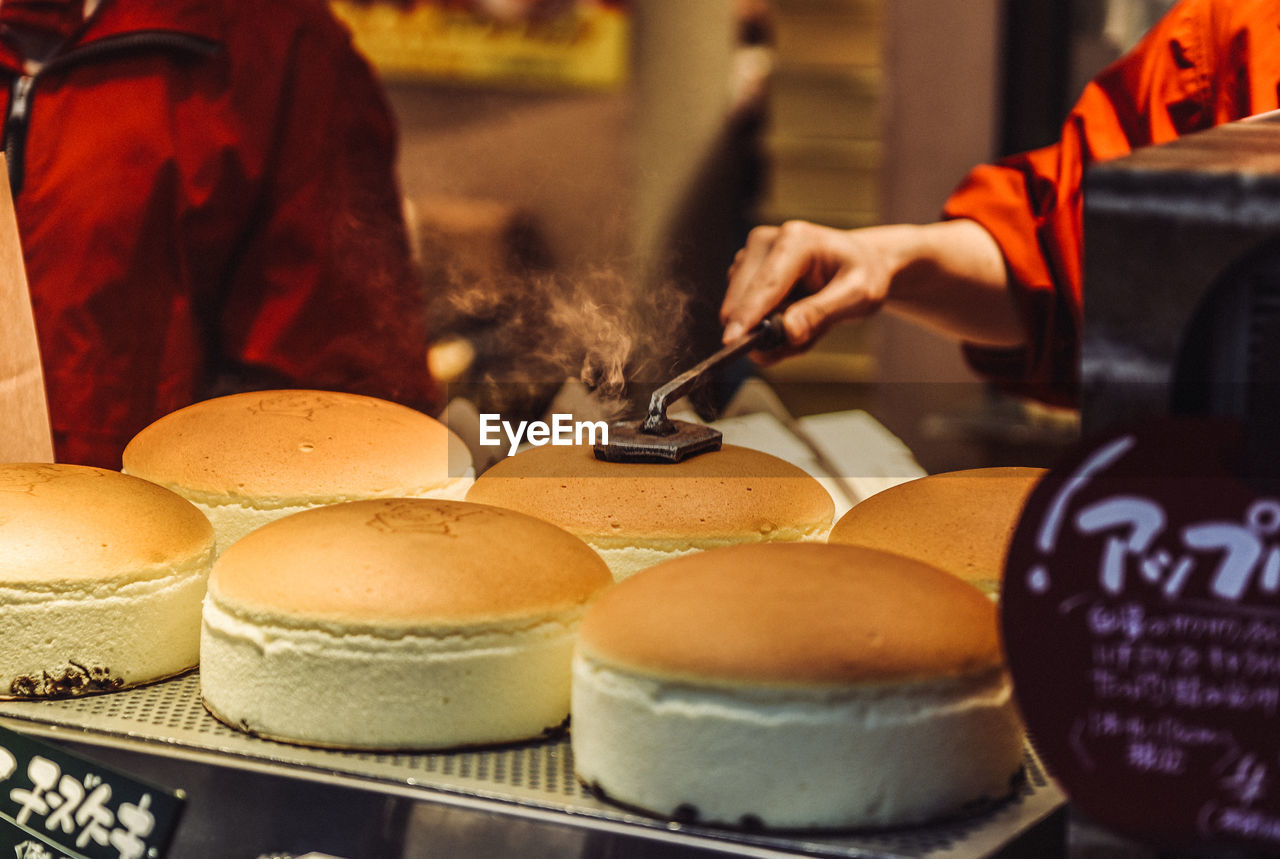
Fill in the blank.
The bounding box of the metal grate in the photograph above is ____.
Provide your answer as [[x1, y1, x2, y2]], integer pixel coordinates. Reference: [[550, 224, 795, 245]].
[[0, 672, 1064, 858]]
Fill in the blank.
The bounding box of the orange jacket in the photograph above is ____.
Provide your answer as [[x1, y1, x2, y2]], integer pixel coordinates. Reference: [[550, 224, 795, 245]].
[[0, 0, 437, 467], [943, 0, 1280, 407]]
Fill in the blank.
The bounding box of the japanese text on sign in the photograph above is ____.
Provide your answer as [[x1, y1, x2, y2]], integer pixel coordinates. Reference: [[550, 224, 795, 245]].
[[0, 724, 182, 859], [1027, 435, 1280, 604], [1008, 425, 1280, 846]]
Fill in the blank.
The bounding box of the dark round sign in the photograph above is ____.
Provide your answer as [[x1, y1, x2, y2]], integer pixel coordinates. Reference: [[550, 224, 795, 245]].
[[1004, 417, 1280, 850]]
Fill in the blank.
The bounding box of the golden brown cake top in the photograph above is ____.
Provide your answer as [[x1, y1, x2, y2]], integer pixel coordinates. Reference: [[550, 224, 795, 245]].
[[828, 467, 1046, 587], [209, 498, 612, 627], [122, 389, 470, 500], [465, 443, 834, 542], [0, 463, 214, 582], [576, 542, 1003, 687]]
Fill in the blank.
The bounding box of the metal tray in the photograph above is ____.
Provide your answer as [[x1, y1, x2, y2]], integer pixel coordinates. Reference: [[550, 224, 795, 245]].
[[0, 672, 1066, 858]]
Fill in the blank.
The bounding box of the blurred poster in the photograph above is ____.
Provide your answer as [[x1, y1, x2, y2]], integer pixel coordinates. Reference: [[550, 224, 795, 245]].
[[331, 0, 629, 90]]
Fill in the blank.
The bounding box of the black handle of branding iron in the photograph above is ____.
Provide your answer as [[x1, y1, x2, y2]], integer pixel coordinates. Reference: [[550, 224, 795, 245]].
[[640, 312, 787, 436]]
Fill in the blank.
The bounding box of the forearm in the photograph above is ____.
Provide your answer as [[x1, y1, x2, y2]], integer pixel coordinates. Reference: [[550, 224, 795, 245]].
[[721, 217, 1026, 356], [879, 219, 1024, 348]]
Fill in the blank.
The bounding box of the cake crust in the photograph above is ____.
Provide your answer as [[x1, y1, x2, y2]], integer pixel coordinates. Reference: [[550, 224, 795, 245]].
[[122, 389, 470, 501], [576, 543, 1003, 687], [827, 466, 1045, 588], [210, 498, 612, 626], [0, 463, 214, 583], [465, 443, 834, 542]]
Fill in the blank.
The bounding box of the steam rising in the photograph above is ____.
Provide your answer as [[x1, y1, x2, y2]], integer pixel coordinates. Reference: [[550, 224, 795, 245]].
[[426, 260, 697, 423]]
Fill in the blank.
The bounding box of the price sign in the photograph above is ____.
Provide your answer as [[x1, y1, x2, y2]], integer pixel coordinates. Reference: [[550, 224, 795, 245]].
[[1004, 417, 1280, 849], [0, 723, 184, 859]]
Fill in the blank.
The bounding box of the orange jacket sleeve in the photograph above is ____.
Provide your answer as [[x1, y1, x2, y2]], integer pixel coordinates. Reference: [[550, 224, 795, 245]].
[[942, 0, 1280, 406]]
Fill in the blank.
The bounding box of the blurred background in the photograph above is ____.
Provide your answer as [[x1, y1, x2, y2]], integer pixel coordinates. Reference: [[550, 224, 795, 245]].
[[334, 0, 1178, 473]]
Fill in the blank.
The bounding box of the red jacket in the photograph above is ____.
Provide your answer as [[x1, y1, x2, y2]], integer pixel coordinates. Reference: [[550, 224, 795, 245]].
[[0, 0, 437, 467], [943, 0, 1280, 407]]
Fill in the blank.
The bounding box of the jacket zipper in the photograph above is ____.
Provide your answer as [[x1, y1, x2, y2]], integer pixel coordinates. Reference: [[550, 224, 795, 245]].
[[4, 74, 32, 194], [1, 31, 219, 195]]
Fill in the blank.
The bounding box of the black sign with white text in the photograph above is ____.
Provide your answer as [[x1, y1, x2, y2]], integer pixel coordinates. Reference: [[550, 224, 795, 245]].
[[0, 723, 183, 859], [1004, 417, 1280, 849]]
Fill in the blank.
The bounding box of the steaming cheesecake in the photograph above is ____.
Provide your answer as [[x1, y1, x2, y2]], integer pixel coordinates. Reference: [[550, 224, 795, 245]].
[[0, 463, 215, 698], [465, 443, 834, 580], [123, 389, 474, 553], [571, 542, 1025, 829], [200, 498, 612, 750], [828, 466, 1047, 596]]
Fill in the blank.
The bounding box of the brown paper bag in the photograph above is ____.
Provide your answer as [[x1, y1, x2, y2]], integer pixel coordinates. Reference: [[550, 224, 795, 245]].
[[0, 155, 52, 462]]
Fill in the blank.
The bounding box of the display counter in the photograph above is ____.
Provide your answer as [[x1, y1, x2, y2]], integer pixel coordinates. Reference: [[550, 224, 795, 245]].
[[0, 399, 1073, 857], [0, 672, 1066, 858]]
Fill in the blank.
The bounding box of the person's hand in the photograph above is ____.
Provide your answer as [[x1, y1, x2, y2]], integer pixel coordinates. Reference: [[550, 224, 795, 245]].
[[720, 218, 1022, 358], [721, 221, 901, 361]]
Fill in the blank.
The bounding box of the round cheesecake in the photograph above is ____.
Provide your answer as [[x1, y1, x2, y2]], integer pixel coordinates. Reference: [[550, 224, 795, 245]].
[[465, 443, 834, 580], [571, 543, 1025, 829], [200, 497, 612, 750], [0, 463, 215, 699], [122, 389, 474, 553], [828, 466, 1046, 596]]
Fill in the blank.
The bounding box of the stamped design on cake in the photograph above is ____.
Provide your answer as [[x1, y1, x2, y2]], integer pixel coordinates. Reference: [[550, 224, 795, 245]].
[[0, 464, 68, 495], [367, 503, 487, 536], [246, 392, 347, 420]]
